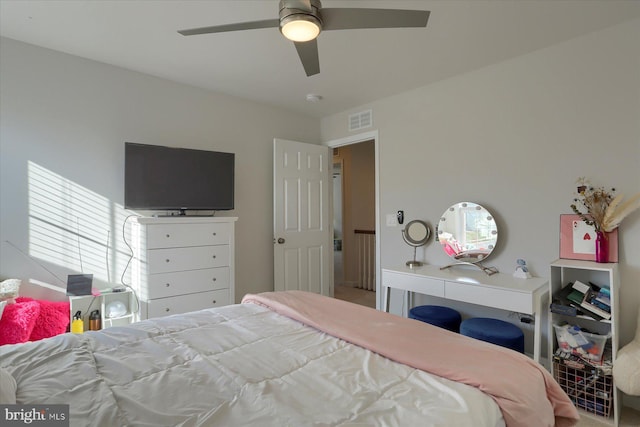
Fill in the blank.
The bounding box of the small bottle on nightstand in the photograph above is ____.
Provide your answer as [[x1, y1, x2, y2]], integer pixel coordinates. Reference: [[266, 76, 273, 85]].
[[71, 311, 84, 334], [89, 310, 101, 331]]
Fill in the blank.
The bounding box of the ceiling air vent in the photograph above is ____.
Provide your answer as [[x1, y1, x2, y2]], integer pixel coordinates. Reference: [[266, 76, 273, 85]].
[[348, 109, 372, 131]]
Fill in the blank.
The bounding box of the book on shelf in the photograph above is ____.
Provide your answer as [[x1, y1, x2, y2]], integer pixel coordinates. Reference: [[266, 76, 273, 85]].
[[567, 290, 585, 306], [580, 289, 611, 320], [595, 285, 611, 297], [591, 299, 611, 313], [550, 302, 578, 316], [593, 286, 611, 309], [550, 283, 584, 317], [550, 280, 612, 321], [572, 280, 591, 294]]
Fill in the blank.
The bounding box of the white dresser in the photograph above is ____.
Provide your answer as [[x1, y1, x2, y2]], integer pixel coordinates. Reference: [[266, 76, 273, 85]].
[[131, 216, 237, 320]]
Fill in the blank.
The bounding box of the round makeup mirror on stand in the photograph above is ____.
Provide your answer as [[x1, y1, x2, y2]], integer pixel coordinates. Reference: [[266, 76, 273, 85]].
[[436, 202, 499, 275], [402, 220, 431, 268]]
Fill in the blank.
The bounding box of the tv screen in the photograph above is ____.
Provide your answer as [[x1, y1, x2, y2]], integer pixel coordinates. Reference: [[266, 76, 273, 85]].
[[125, 142, 234, 212]]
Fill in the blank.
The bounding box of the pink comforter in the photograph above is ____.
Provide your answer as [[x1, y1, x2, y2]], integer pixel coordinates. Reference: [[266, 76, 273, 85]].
[[242, 291, 579, 427]]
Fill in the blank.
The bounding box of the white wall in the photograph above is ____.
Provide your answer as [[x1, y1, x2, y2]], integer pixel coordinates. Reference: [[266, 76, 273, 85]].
[[322, 19, 640, 352], [0, 37, 320, 302], [349, 141, 376, 232], [332, 162, 343, 240]]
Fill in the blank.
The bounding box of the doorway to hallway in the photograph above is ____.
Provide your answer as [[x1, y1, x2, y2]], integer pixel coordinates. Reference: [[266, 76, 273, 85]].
[[331, 140, 376, 309]]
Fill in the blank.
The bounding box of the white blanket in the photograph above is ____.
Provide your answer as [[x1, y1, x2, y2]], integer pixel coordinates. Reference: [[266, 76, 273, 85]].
[[1, 303, 504, 427]]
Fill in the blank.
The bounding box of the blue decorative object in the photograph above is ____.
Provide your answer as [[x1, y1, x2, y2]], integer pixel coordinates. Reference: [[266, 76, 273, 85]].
[[516, 259, 528, 271], [409, 305, 461, 333], [460, 318, 525, 353], [514, 258, 532, 279]]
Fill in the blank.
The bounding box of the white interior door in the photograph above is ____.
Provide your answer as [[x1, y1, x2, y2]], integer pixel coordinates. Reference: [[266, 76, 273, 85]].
[[274, 138, 331, 296]]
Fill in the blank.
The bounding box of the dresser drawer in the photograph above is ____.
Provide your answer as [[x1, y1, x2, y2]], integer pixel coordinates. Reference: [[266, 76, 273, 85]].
[[445, 281, 533, 313], [146, 222, 231, 249], [382, 270, 445, 297], [142, 267, 230, 299], [146, 289, 229, 319], [147, 245, 230, 274]]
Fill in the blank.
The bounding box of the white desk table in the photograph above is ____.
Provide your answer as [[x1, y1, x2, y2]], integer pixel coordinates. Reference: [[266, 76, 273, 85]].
[[382, 265, 548, 364]]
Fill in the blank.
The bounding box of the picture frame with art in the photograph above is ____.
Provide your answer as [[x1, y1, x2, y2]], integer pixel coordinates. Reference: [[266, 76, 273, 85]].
[[559, 214, 618, 262]]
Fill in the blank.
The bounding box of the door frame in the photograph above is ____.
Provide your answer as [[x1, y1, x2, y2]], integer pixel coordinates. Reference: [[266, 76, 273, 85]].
[[332, 157, 345, 287], [325, 130, 380, 310]]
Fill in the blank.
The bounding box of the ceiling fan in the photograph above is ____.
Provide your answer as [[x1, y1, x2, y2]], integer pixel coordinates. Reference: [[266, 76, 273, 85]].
[[178, 0, 430, 77]]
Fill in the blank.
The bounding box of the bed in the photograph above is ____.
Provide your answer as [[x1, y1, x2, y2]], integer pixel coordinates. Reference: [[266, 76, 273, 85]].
[[0, 291, 579, 427]]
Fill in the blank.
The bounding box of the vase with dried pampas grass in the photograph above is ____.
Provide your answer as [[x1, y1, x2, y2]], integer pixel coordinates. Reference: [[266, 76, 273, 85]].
[[571, 177, 640, 262], [601, 193, 640, 233]]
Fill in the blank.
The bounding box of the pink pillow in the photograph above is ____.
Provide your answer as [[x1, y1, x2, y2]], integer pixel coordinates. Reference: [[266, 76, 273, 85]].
[[15, 297, 70, 341], [0, 300, 41, 345], [30, 300, 70, 341]]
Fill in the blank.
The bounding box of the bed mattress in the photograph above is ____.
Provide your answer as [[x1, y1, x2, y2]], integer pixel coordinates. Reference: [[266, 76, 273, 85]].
[[1, 301, 505, 427]]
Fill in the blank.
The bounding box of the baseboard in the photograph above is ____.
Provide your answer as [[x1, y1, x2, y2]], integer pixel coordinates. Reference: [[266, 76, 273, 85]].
[[337, 281, 359, 288]]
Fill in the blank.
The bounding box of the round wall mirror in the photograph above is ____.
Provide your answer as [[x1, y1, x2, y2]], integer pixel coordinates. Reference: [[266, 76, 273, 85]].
[[402, 220, 430, 268], [436, 202, 498, 274]]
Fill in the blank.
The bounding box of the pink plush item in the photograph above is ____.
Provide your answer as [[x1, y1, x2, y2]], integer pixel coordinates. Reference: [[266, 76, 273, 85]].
[[15, 297, 70, 341], [0, 300, 41, 345]]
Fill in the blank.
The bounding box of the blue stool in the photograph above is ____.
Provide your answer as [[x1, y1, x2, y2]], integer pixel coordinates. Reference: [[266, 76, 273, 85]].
[[460, 318, 525, 353], [409, 305, 462, 333]]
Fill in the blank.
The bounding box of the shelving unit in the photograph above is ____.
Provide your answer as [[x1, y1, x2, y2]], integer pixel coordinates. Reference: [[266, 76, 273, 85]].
[[549, 259, 620, 427], [102, 290, 138, 328], [68, 289, 138, 332]]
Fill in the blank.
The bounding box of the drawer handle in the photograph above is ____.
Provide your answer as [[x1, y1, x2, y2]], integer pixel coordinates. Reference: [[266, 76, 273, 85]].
[[165, 283, 170, 287], [166, 259, 170, 263], [212, 278, 217, 282], [212, 255, 216, 259], [212, 300, 217, 304], [166, 234, 170, 238], [212, 232, 217, 236], [165, 308, 170, 312]]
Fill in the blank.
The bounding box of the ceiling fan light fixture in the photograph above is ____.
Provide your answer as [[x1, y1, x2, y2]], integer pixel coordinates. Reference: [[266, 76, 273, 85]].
[[280, 15, 321, 42], [180, 0, 429, 77]]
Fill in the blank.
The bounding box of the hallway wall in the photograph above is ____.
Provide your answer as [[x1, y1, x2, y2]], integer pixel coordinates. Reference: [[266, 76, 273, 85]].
[[333, 141, 375, 286]]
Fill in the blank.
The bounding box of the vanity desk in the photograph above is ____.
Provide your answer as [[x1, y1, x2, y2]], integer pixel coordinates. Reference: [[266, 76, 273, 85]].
[[382, 265, 549, 363]]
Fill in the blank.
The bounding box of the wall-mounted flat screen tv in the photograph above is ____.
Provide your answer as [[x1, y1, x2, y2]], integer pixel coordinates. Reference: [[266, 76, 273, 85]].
[[125, 142, 234, 212]]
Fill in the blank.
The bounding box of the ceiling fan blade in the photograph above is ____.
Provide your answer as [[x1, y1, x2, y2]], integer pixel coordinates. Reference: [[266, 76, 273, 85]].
[[321, 8, 429, 31], [294, 40, 320, 76], [178, 19, 279, 36]]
